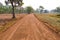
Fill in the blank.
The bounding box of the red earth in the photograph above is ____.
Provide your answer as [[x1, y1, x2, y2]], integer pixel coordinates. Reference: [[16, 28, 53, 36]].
[[0, 14, 60, 40]]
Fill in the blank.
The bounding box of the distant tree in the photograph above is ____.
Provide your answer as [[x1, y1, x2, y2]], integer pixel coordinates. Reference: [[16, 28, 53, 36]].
[[25, 6, 34, 14], [35, 8, 39, 13], [55, 7, 60, 16], [56, 7, 60, 13], [15, 7, 24, 13], [0, 2, 3, 13], [0, 2, 3, 6], [39, 6, 44, 13], [44, 10, 49, 13], [5, 0, 24, 18], [50, 9, 57, 13]]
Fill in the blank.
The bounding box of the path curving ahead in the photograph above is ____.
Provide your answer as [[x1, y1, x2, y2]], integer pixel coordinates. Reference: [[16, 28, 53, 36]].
[[0, 14, 60, 40]]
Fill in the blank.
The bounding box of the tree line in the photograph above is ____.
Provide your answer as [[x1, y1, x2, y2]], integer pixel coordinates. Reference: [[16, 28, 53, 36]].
[[0, 0, 60, 19]]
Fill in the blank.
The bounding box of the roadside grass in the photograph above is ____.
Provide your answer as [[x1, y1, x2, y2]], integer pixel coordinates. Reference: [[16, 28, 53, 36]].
[[35, 13, 60, 33], [0, 18, 17, 33]]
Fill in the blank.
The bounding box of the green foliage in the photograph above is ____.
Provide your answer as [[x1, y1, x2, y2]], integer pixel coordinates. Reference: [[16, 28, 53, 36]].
[[5, 0, 24, 18], [25, 6, 34, 14], [0, 6, 12, 14]]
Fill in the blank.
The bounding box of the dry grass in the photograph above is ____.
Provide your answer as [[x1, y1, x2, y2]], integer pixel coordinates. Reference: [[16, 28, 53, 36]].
[[0, 19, 17, 32], [35, 13, 60, 33]]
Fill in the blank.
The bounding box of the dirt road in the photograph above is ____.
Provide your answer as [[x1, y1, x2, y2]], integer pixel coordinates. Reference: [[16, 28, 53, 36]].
[[0, 14, 60, 40]]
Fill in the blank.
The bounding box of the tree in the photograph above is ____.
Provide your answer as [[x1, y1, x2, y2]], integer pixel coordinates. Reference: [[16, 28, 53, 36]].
[[44, 10, 49, 13], [0, 2, 3, 6], [50, 9, 57, 13], [56, 7, 60, 13], [35, 8, 39, 13], [5, 0, 23, 18], [39, 6, 44, 13], [25, 6, 34, 14]]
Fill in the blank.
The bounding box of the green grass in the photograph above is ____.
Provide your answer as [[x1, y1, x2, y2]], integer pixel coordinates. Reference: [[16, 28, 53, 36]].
[[35, 13, 60, 33]]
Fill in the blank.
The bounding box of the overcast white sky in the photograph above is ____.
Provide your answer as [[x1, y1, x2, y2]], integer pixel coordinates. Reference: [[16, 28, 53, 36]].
[[0, 0, 60, 10]]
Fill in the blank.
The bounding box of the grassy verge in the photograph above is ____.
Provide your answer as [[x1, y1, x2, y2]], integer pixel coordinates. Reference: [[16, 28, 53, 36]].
[[35, 14, 60, 34], [0, 18, 17, 33]]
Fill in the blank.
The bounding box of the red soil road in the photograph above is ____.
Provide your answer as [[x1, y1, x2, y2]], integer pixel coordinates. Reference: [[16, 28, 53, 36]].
[[0, 14, 60, 40]]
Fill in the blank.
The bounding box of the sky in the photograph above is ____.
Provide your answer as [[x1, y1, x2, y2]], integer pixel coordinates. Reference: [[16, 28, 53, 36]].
[[0, 0, 60, 10]]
